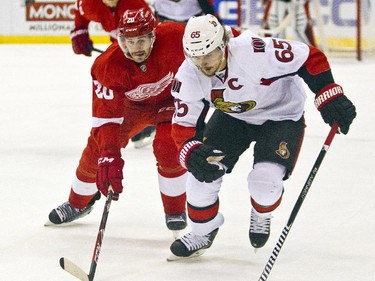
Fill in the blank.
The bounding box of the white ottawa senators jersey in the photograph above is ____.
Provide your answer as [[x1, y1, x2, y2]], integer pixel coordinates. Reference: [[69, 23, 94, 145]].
[[171, 30, 309, 127]]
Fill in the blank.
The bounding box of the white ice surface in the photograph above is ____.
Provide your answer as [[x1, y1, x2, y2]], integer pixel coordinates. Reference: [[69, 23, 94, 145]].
[[0, 45, 374, 281]]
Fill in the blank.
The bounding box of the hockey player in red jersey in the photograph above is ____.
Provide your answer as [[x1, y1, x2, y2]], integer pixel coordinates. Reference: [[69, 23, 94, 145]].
[[70, 0, 150, 57], [48, 8, 188, 234], [168, 14, 356, 259], [71, 0, 157, 148]]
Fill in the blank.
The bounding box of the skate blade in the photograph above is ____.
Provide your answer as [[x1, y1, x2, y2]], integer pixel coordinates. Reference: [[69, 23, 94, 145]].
[[172, 230, 180, 240], [44, 220, 80, 227], [133, 132, 156, 149], [44, 219, 72, 227], [44, 220, 57, 227], [167, 250, 206, 262]]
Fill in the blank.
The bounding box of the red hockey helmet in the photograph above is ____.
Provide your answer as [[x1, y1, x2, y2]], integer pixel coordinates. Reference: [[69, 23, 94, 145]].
[[118, 8, 156, 39]]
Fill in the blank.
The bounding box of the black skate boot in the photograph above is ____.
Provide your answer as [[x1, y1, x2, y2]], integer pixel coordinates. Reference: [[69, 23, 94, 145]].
[[168, 228, 219, 260], [47, 192, 101, 225], [165, 212, 187, 231], [249, 208, 272, 248], [131, 126, 156, 148]]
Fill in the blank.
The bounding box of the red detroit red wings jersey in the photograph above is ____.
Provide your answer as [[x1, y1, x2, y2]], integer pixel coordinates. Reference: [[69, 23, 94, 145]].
[[74, 0, 150, 32], [89, 22, 185, 154], [91, 22, 185, 109]]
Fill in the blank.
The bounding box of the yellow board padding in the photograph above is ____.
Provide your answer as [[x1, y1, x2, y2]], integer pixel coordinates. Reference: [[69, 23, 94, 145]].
[[0, 35, 111, 44]]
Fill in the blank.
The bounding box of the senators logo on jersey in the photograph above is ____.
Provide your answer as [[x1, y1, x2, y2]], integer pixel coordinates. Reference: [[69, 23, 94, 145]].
[[211, 89, 256, 113], [275, 141, 290, 159], [214, 98, 256, 113], [252, 37, 266, 53]]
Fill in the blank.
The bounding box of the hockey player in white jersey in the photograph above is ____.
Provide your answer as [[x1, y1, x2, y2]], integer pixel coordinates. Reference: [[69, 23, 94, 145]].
[[168, 14, 356, 259], [154, 0, 217, 23]]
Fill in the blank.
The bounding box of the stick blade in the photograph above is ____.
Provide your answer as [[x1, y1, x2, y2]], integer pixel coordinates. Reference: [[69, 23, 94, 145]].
[[59, 257, 90, 281]]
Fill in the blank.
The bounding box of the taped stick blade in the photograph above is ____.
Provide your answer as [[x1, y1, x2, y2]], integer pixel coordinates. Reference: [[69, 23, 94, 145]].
[[60, 257, 90, 281]]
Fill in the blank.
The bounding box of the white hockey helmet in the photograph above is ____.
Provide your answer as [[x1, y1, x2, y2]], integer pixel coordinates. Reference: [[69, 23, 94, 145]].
[[183, 14, 225, 57]]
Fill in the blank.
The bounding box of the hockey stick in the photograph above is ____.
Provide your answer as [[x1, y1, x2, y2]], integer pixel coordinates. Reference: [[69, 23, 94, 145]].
[[86, 45, 104, 54], [257, 9, 294, 36], [91, 47, 104, 54], [310, 0, 329, 52], [258, 122, 339, 281], [60, 188, 114, 281]]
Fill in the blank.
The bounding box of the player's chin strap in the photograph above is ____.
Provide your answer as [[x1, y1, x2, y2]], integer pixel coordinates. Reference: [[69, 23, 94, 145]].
[[190, 47, 228, 78], [213, 45, 229, 74]]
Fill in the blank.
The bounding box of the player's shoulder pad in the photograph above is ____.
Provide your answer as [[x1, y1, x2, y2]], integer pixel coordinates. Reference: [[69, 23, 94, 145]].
[[155, 21, 185, 37], [79, 0, 99, 16], [154, 22, 185, 52], [224, 25, 241, 38], [92, 42, 121, 67], [91, 42, 127, 88], [171, 60, 207, 103], [227, 30, 269, 55]]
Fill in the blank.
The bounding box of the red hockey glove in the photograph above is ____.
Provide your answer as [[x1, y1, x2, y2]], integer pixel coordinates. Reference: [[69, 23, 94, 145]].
[[180, 140, 226, 183], [315, 83, 356, 134], [96, 155, 124, 200], [70, 27, 93, 57]]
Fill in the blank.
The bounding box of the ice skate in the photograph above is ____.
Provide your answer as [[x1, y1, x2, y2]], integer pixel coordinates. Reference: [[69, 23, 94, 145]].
[[249, 208, 272, 249], [167, 228, 219, 261], [131, 126, 156, 149], [45, 192, 101, 226], [165, 212, 187, 239]]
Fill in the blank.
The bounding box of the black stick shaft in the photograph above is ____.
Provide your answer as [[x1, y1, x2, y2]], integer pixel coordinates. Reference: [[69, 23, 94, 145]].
[[91, 47, 104, 53], [87, 190, 113, 281], [258, 122, 339, 281], [86, 45, 104, 54]]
